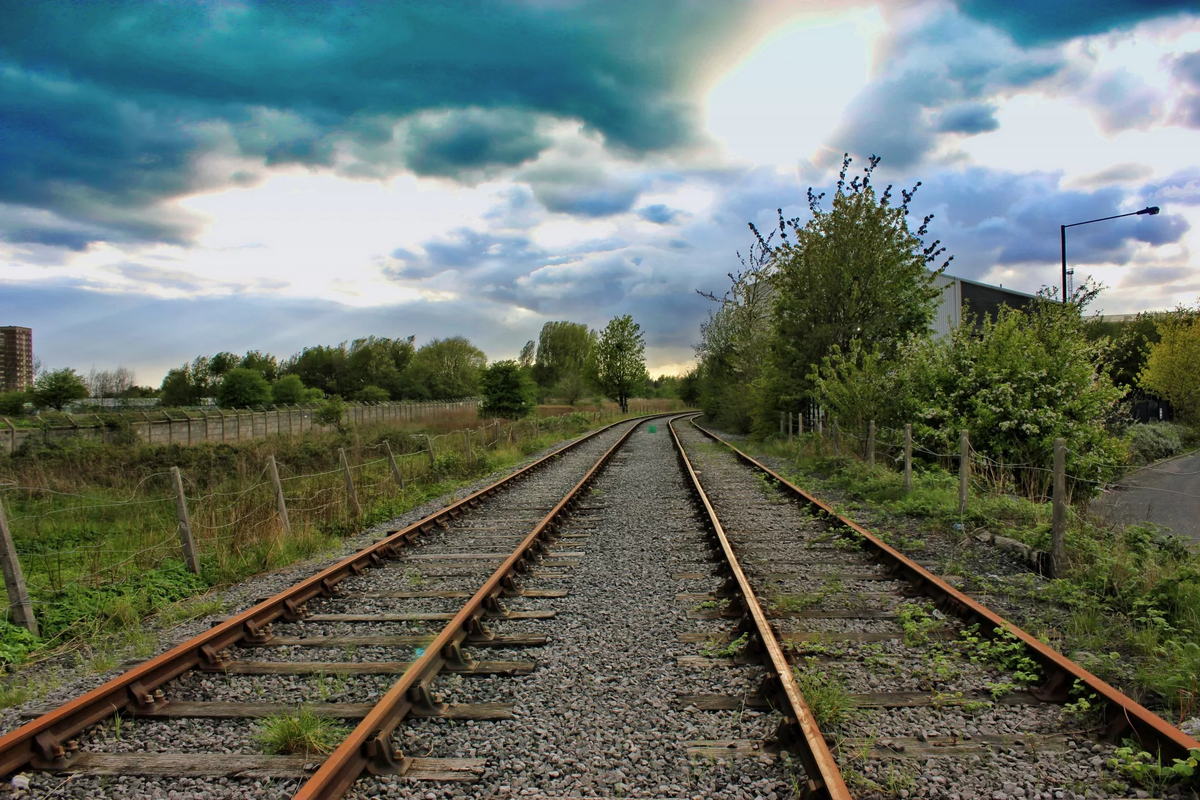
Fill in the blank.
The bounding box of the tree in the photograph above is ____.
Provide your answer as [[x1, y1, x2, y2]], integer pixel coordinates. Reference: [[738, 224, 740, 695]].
[[33, 368, 89, 411], [518, 340, 536, 369], [160, 366, 203, 407], [590, 315, 646, 413], [481, 360, 537, 419], [216, 368, 272, 408], [271, 374, 320, 405], [314, 396, 348, 433], [408, 337, 487, 399], [1140, 310, 1200, 422], [356, 385, 390, 402], [768, 154, 951, 424], [678, 370, 701, 406], [85, 366, 135, 398], [533, 321, 594, 393], [239, 350, 279, 382], [0, 391, 31, 416]]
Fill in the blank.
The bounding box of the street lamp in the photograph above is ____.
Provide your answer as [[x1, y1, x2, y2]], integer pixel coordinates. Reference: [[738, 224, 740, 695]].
[[1061, 206, 1160, 303]]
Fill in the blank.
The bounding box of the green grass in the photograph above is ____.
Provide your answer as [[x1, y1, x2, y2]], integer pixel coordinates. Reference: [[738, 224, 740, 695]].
[[254, 707, 352, 756], [792, 657, 852, 729]]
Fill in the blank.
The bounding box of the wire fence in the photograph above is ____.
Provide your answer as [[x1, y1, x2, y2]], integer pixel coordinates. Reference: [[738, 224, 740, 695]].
[[0, 404, 661, 642]]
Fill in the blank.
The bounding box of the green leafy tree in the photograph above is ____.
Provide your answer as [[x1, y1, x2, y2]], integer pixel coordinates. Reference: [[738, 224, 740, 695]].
[[481, 360, 537, 419], [208, 351, 241, 378], [533, 321, 594, 394], [767, 154, 950, 429], [356, 385, 390, 402], [589, 315, 646, 413], [280, 345, 350, 397], [407, 337, 487, 399], [33, 368, 89, 411], [518, 340, 536, 369], [0, 391, 31, 416], [217, 368, 272, 408], [1140, 310, 1200, 422], [314, 396, 348, 433], [239, 350, 279, 382], [271, 374, 321, 405], [678, 370, 701, 406]]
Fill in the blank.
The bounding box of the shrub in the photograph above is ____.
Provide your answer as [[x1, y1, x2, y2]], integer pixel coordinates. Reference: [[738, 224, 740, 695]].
[[480, 360, 536, 419], [1127, 423, 1183, 464], [356, 385, 390, 403], [0, 391, 30, 417], [314, 397, 347, 433], [216, 368, 272, 408]]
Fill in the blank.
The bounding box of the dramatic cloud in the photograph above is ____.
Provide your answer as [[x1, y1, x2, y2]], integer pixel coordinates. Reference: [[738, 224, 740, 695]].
[[955, 0, 1196, 45], [826, 9, 1063, 167], [0, 1, 751, 248], [1083, 69, 1163, 133]]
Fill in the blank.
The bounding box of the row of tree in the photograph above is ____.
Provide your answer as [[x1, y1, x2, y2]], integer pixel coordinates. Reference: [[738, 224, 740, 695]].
[[1, 315, 665, 415], [690, 152, 1170, 487]]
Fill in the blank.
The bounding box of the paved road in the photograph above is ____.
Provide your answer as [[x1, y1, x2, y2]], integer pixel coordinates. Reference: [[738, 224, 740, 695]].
[[1093, 450, 1200, 547]]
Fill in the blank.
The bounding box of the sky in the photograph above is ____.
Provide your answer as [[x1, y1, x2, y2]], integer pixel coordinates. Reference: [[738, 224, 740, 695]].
[[2, 0, 1199, 385]]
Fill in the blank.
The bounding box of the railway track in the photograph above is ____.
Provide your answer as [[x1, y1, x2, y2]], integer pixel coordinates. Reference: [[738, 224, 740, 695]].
[[2, 413, 1196, 799], [0, 416, 651, 799], [675, 416, 1200, 799]]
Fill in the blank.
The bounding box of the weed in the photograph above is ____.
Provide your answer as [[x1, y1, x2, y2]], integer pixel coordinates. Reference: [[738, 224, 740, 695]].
[[897, 601, 941, 646], [255, 707, 352, 756], [1107, 742, 1200, 792], [958, 624, 1042, 687], [700, 632, 748, 658], [792, 657, 852, 729], [405, 567, 426, 589]]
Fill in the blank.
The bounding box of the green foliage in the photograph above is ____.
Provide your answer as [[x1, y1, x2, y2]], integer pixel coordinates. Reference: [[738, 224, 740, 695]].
[[897, 601, 941, 646], [480, 360, 537, 419], [700, 632, 748, 658], [533, 321, 594, 393], [405, 336, 487, 399], [767, 154, 948, 417], [1108, 743, 1200, 791], [1127, 423, 1184, 463], [792, 658, 852, 728], [958, 624, 1042, 686], [33, 368, 89, 410], [282, 336, 416, 400], [0, 620, 39, 666], [271, 374, 318, 405], [314, 396, 347, 432], [255, 707, 351, 756], [0, 391, 31, 416], [589, 315, 646, 413], [216, 367, 272, 408], [1087, 311, 1167, 390], [1140, 309, 1200, 421], [355, 385, 390, 403]]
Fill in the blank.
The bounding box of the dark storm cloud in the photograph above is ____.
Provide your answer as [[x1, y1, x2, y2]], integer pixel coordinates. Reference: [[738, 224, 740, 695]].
[[0, 1, 748, 248], [827, 10, 1062, 168], [637, 205, 681, 224], [908, 168, 1190, 284], [935, 103, 1000, 134], [955, 0, 1195, 45]]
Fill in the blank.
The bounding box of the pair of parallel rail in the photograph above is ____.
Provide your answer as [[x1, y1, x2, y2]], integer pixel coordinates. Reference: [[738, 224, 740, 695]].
[[0, 413, 1194, 799]]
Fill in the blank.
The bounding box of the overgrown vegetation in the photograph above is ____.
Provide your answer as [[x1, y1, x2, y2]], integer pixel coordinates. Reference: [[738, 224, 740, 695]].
[[0, 407, 655, 680], [255, 707, 351, 756]]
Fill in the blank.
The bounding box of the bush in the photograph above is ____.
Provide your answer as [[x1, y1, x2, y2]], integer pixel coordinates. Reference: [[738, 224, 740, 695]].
[[0, 391, 30, 417], [480, 360, 536, 419], [314, 396, 348, 433], [1127, 423, 1184, 464], [271, 374, 310, 405], [356, 385, 390, 402], [217, 368, 272, 408]]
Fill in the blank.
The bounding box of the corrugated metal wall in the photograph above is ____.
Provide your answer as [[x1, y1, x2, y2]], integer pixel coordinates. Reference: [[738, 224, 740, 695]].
[[931, 273, 960, 338]]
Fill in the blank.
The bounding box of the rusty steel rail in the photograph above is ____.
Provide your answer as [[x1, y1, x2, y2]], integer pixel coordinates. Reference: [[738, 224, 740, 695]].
[[0, 416, 650, 779], [688, 417, 1200, 765], [668, 417, 851, 800], [293, 415, 651, 798]]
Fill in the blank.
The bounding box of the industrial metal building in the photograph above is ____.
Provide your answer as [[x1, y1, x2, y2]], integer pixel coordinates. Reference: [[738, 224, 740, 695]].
[[931, 272, 1039, 337], [0, 326, 34, 393]]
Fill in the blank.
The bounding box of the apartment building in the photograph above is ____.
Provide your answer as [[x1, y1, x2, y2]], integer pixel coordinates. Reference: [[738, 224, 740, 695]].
[[0, 326, 33, 392]]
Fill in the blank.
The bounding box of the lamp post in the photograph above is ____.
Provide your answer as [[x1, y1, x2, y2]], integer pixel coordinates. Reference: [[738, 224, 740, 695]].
[[1061, 206, 1160, 303]]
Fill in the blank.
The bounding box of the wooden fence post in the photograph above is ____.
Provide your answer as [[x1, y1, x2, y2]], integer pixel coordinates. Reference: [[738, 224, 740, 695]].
[[465, 429, 473, 462], [788, 412, 794, 444], [832, 420, 839, 455], [425, 435, 437, 469], [958, 430, 969, 515], [780, 411, 785, 437], [3, 418, 14, 456], [904, 423, 913, 493], [1051, 437, 1066, 578], [267, 455, 291, 538], [867, 420, 876, 467], [0, 495, 37, 635], [170, 467, 201, 574], [384, 440, 405, 490], [339, 448, 361, 518]]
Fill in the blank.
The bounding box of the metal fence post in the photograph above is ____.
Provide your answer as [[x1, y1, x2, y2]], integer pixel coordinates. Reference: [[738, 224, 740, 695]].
[[384, 440, 405, 490], [867, 420, 875, 467], [958, 430, 970, 515], [171, 467, 201, 574], [1051, 437, 1066, 578], [268, 455, 291, 537], [904, 423, 913, 493], [0, 495, 37, 635], [339, 448, 361, 518]]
